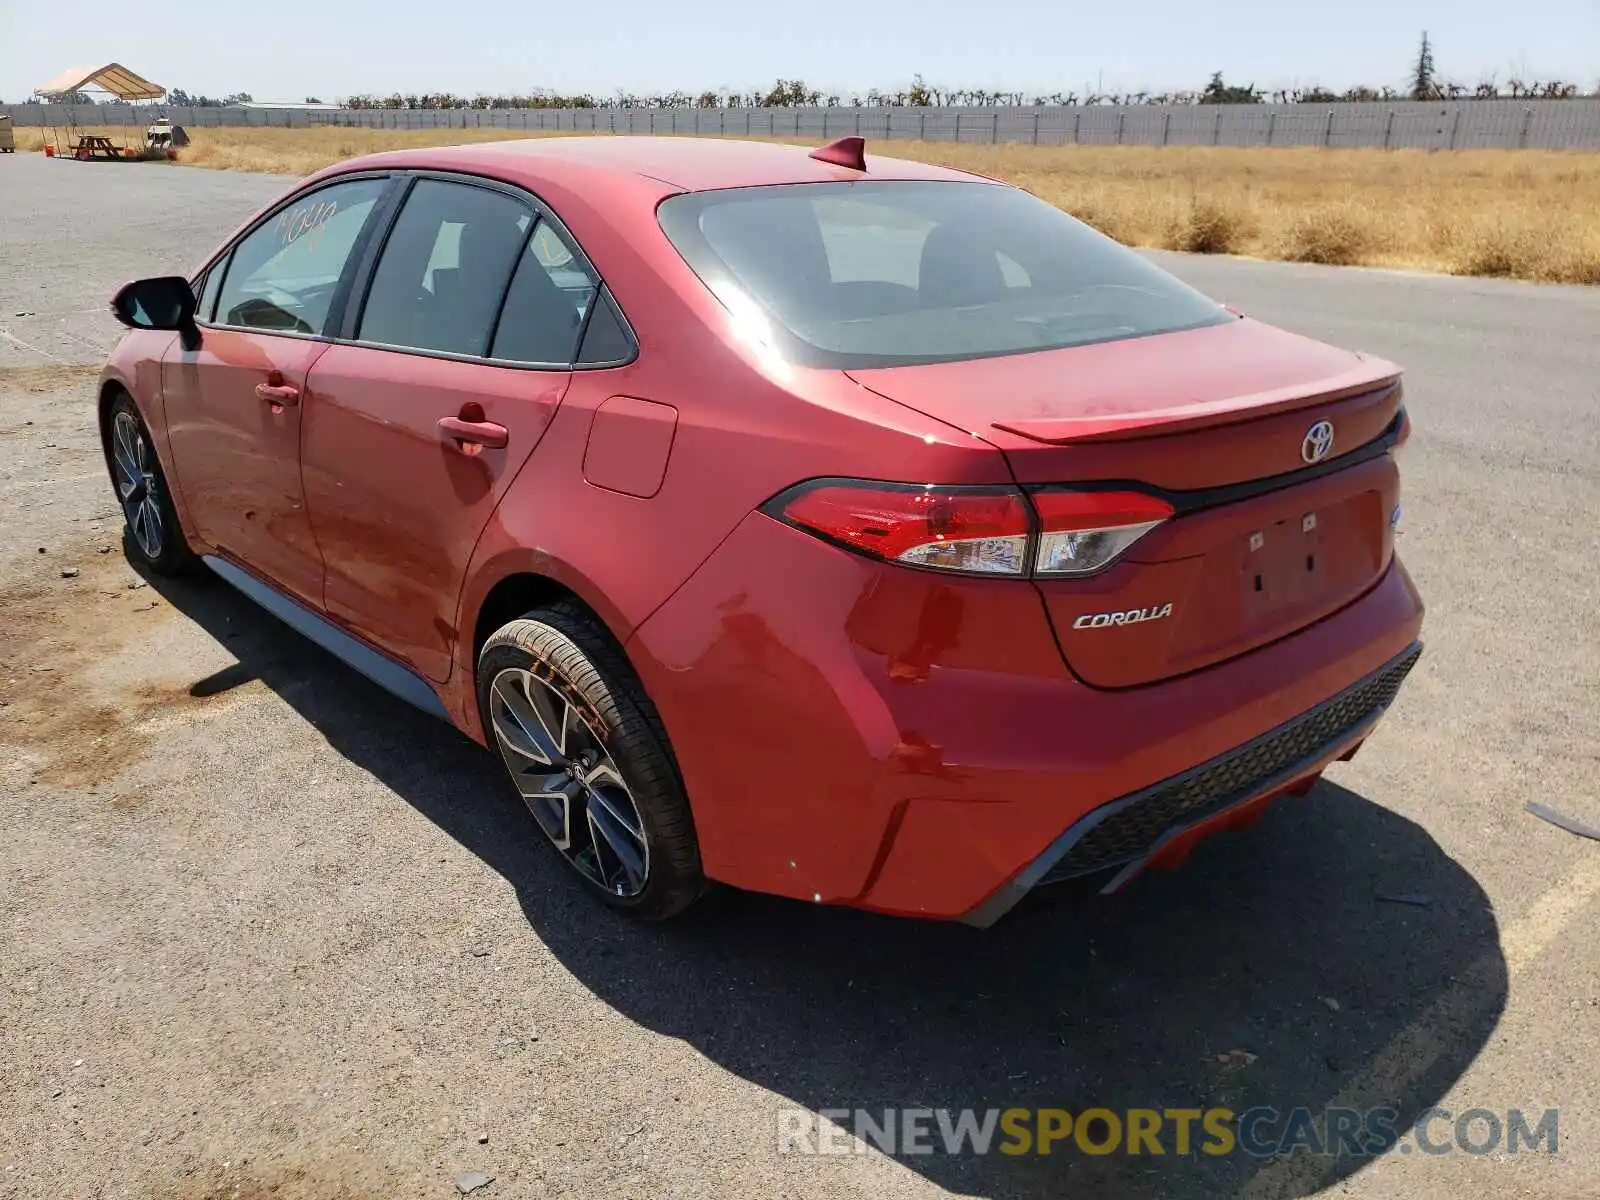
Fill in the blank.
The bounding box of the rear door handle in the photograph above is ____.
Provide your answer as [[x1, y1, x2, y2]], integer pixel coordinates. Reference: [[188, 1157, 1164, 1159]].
[[255, 382, 300, 405], [438, 416, 509, 451]]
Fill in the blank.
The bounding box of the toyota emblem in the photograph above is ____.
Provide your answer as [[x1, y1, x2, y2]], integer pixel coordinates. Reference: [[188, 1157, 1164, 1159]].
[[1301, 420, 1335, 464]]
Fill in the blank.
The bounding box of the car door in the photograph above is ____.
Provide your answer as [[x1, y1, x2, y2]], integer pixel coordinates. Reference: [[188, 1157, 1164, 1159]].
[[161, 175, 392, 605], [301, 175, 611, 682]]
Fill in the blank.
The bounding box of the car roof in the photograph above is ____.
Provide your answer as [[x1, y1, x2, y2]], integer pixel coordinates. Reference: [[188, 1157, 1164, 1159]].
[[329, 135, 989, 193]]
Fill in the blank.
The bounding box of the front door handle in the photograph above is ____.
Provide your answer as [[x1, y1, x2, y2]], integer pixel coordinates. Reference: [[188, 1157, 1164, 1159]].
[[254, 382, 300, 405], [439, 415, 509, 451]]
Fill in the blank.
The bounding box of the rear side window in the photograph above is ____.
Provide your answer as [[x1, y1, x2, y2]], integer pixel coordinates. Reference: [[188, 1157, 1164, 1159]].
[[576, 289, 634, 365], [359, 179, 531, 358], [489, 220, 599, 364], [657, 181, 1230, 369], [215, 178, 387, 335]]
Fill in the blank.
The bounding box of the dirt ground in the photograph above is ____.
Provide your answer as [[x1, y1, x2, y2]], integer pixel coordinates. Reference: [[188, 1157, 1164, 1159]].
[[2, 155, 1598, 1200]]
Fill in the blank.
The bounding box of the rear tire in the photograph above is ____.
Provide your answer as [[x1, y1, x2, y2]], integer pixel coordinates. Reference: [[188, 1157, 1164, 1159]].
[[104, 392, 199, 576], [478, 603, 705, 920]]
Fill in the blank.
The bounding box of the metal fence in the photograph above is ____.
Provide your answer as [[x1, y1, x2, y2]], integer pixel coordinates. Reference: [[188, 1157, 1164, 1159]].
[[6, 98, 1600, 150]]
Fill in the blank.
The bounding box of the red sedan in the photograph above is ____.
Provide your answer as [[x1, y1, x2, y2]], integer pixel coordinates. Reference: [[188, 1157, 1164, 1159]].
[[100, 135, 1422, 923]]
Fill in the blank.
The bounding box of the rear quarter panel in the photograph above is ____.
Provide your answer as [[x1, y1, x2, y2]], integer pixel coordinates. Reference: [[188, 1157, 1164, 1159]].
[[451, 321, 1014, 743]]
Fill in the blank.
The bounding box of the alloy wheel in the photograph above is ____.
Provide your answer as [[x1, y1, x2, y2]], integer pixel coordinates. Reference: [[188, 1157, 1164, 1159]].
[[487, 666, 651, 898], [111, 410, 164, 559]]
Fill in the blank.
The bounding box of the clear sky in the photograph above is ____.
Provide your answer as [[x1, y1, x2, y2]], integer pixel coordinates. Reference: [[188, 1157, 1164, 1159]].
[[2, 0, 1595, 104]]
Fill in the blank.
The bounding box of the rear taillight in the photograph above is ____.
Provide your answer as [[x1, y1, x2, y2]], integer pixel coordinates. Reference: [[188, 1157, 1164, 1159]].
[[767, 481, 1172, 578], [1389, 407, 1412, 461], [1388, 408, 1409, 530], [1031, 490, 1174, 577], [775, 482, 1031, 576]]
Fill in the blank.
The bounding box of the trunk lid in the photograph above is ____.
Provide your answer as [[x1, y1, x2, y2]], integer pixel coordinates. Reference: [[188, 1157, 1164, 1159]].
[[848, 318, 1405, 688]]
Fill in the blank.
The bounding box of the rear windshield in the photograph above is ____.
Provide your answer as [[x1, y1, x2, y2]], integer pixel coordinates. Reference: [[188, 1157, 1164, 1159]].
[[657, 181, 1231, 369]]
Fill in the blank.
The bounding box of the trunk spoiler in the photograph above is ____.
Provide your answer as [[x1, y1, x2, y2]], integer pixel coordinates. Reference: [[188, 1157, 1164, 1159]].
[[990, 361, 1402, 446]]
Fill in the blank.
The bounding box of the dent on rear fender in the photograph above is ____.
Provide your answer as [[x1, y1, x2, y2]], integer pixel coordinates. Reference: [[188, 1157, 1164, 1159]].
[[627, 547, 901, 899], [625, 512, 1074, 904]]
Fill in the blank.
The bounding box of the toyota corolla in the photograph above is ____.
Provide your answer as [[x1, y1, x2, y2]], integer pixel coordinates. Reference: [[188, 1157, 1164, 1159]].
[[99, 135, 1422, 924]]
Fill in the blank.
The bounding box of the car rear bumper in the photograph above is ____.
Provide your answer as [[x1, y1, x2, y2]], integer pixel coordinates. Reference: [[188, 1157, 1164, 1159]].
[[627, 512, 1425, 922], [960, 640, 1421, 925]]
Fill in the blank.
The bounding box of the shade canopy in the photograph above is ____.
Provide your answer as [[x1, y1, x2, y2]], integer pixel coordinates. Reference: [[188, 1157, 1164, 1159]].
[[35, 63, 164, 101]]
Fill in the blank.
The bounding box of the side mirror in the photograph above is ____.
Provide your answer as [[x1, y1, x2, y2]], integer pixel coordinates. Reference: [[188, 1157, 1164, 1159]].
[[111, 276, 201, 350]]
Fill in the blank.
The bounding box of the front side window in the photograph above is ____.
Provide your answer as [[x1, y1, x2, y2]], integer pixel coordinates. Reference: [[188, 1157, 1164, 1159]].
[[214, 178, 387, 335], [658, 181, 1231, 369], [358, 179, 532, 358]]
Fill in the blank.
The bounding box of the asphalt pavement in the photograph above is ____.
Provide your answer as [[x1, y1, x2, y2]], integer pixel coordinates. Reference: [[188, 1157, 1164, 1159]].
[[1, 152, 1597, 1199]]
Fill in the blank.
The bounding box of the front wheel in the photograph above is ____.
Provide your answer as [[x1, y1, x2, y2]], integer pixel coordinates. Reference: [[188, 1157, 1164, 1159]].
[[477, 603, 705, 920], [104, 393, 198, 576]]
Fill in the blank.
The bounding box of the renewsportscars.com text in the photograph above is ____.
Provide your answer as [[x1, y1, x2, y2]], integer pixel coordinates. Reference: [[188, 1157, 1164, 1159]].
[[777, 1106, 1559, 1159]]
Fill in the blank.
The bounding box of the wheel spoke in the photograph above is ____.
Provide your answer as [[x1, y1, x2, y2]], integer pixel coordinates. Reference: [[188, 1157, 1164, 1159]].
[[521, 768, 581, 806], [121, 418, 144, 479], [113, 445, 139, 495], [114, 414, 137, 468], [524, 776, 579, 849], [582, 759, 648, 895], [523, 675, 573, 760], [558, 694, 588, 759], [112, 419, 141, 496], [138, 499, 164, 556], [586, 799, 647, 894], [490, 673, 557, 764], [585, 762, 645, 841]]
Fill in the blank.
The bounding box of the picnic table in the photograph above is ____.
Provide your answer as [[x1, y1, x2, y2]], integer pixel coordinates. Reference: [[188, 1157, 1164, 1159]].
[[70, 135, 123, 161]]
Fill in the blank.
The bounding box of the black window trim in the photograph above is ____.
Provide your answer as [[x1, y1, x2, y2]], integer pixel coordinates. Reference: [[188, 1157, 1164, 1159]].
[[338, 168, 638, 372], [192, 170, 401, 342], [203, 256, 229, 323], [483, 212, 543, 358], [191, 261, 220, 323]]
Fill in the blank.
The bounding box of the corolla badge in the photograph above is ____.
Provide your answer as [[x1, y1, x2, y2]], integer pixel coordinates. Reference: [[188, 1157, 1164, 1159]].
[[1301, 419, 1336, 464], [1072, 603, 1174, 630]]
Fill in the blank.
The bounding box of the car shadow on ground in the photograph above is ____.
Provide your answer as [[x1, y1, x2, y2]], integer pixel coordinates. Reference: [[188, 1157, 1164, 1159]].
[[146, 567, 1506, 1199]]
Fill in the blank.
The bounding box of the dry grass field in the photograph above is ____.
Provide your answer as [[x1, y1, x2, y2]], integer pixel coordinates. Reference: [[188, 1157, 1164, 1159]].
[[14, 123, 1600, 283]]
